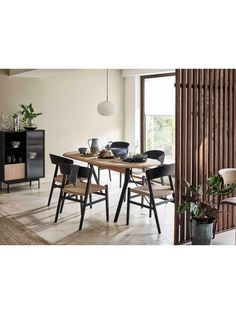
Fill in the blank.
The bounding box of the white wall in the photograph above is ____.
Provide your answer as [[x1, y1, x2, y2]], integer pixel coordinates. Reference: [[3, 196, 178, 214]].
[[0, 69, 125, 182], [124, 76, 140, 153]]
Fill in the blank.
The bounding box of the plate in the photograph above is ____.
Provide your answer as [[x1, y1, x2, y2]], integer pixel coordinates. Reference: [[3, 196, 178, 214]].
[[123, 157, 147, 163], [98, 156, 115, 159], [82, 153, 98, 157]]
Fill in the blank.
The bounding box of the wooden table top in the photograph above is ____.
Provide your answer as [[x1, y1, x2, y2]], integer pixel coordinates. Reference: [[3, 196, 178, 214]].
[[63, 151, 160, 171]]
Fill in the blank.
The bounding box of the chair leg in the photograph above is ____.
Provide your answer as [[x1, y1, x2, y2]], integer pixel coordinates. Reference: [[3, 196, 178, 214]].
[[150, 196, 161, 234], [141, 176, 145, 208], [98, 167, 100, 184], [80, 196, 83, 215], [212, 219, 217, 239], [109, 170, 112, 181], [119, 173, 122, 188], [79, 193, 89, 231], [89, 194, 92, 208], [126, 188, 131, 225], [47, 180, 55, 206], [161, 177, 164, 186], [55, 191, 64, 223], [105, 185, 109, 221], [59, 194, 66, 213]]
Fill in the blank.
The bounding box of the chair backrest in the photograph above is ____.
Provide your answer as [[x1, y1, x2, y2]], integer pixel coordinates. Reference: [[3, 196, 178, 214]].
[[58, 163, 74, 187], [219, 168, 236, 185], [111, 141, 129, 149], [68, 164, 92, 186], [144, 150, 165, 164], [146, 163, 175, 190], [49, 154, 74, 166]]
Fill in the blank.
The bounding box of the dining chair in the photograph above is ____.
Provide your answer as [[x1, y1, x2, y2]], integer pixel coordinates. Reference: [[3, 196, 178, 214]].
[[126, 163, 175, 233], [98, 141, 129, 187], [130, 150, 165, 186], [54, 163, 109, 231], [218, 168, 236, 242], [47, 154, 74, 206]]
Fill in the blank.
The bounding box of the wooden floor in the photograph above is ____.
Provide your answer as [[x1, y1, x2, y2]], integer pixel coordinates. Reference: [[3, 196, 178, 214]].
[[0, 171, 235, 244]]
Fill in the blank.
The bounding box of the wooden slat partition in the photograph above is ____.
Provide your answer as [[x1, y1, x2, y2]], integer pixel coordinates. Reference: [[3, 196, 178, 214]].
[[175, 69, 236, 244]]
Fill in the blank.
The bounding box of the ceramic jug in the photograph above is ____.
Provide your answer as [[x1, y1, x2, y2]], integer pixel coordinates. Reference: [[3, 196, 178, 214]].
[[88, 138, 99, 154]]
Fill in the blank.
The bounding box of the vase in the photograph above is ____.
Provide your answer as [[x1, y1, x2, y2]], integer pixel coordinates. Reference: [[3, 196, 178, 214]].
[[88, 138, 99, 154], [0, 114, 11, 131], [13, 116, 20, 131]]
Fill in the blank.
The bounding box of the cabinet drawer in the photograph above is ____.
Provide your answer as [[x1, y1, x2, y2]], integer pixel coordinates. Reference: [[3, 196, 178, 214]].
[[4, 163, 26, 181]]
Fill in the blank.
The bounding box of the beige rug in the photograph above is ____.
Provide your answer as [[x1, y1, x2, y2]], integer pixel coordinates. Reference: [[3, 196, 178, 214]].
[[0, 215, 49, 245]]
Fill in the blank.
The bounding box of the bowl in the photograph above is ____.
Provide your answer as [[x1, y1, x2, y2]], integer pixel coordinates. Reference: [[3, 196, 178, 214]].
[[11, 141, 21, 148], [78, 147, 87, 155], [111, 147, 128, 159], [29, 151, 37, 159]]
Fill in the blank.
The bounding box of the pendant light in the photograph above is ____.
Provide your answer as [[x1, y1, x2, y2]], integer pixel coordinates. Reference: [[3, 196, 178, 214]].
[[97, 69, 117, 116]]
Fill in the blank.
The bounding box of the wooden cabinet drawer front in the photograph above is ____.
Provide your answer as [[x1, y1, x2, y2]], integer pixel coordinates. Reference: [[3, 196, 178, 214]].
[[4, 163, 25, 181]]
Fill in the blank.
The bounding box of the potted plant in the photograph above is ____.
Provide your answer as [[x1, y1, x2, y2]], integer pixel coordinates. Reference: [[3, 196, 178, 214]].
[[177, 175, 236, 245], [19, 103, 42, 130]]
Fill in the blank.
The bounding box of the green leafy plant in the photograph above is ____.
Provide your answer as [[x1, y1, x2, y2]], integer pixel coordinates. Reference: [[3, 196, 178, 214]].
[[19, 103, 42, 125], [177, 175, 236, 223]]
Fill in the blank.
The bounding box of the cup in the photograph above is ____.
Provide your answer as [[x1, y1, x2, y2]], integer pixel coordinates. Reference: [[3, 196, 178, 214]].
[[78, 147, 87, 154]]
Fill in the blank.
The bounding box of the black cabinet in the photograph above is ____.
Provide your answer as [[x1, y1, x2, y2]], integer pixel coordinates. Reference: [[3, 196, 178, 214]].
[[0, 130, 45, 192]]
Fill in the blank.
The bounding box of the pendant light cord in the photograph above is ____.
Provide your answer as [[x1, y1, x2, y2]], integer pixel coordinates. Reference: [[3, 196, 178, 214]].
[[106, 69, 108, 102]]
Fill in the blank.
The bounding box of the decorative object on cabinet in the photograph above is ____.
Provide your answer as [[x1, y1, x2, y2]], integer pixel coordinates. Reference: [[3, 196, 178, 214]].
[[0, 130, 45, 193], [19, 104, 42, 130], [12, 112, 21, 131], [0, 114, 11, 131]]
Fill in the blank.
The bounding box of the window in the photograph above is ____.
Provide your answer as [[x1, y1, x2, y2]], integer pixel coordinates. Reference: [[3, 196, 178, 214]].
[[141, 73, 175, 161]]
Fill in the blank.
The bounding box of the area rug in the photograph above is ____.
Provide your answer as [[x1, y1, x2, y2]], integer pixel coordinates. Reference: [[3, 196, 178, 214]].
[[0, 215, 49, 245]]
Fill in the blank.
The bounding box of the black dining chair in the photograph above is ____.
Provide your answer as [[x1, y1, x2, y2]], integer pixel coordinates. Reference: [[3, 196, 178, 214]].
[[55, 163, 109, 231], [130, 150, 165, 186], [47, 154, 74, 206], [126, 163, 175, 233], [98, 141, 129, 188]]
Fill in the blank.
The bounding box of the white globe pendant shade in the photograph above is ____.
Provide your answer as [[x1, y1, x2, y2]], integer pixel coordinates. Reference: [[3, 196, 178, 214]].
[[97, 69, 117, 117], [97, 100, 117, 116]]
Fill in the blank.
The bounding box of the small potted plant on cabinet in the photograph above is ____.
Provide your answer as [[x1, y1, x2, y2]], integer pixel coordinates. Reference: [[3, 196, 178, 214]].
[[177, 175, 236, 245], [19, 103, 42, 130]]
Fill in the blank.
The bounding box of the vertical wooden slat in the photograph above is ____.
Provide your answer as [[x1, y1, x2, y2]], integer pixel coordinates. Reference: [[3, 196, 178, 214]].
[[174, 69, 181, 244], [192, 70, 198, 187], [180, 69, 187, 242], [233, 70, 236, 228], [228, 69, 233, 229], [208, 69, 214, 177], [185, 69, 192, 239], [203, 70, 209, 192]]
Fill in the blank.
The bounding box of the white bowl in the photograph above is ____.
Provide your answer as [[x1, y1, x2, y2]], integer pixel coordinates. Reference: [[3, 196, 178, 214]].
[[11, 141, 21, 148]]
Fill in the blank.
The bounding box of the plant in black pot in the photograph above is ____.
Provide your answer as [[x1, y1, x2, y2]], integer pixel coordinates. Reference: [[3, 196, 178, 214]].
[[177, 175, 236, 245]]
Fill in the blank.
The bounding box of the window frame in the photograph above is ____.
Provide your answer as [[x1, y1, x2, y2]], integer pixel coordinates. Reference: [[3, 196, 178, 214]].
[[140, 72, 176, 152]]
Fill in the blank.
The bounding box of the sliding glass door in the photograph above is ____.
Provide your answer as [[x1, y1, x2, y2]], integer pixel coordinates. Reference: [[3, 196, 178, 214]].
[[141, 73, 175, 162]]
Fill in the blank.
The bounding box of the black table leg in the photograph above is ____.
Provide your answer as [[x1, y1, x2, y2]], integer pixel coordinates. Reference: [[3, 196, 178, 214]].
[[114, 168, 130, 222], [90, 165, 99, 184]]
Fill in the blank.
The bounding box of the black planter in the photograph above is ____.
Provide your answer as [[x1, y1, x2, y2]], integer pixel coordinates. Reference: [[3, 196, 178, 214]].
[[191, 219, 213, 245]]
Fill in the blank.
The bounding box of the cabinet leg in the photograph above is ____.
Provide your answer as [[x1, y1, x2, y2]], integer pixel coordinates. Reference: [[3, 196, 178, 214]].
[[38, 179, 40, 189], [7, 184, 10, 193], [29, 181, 32, 186]]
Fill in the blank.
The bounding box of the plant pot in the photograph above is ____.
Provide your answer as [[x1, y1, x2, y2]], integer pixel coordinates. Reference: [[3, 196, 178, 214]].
[[191, 219, 213, 245]]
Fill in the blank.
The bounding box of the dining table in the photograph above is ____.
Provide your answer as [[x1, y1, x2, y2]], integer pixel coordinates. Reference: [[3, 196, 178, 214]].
[[63, 151, 160, 222]]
